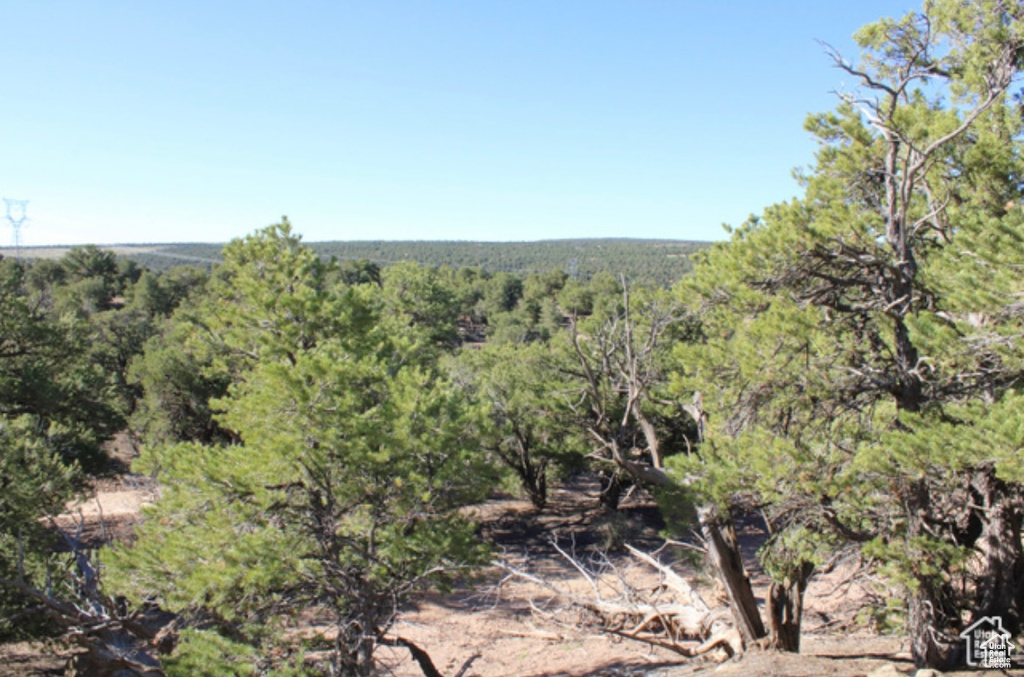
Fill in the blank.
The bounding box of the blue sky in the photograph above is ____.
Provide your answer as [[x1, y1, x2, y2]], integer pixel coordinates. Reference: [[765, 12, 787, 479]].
[[1, 1, 916, 246]]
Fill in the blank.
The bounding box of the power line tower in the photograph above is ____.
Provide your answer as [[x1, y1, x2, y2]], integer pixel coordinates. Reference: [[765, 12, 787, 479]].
[[4, 199, 28, 259]]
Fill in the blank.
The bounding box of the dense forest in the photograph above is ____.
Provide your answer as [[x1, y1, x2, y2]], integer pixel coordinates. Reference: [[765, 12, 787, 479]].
[[7, 238, 706, 288], [4, 1, 1024, 674], [304, 239, 704, 286]]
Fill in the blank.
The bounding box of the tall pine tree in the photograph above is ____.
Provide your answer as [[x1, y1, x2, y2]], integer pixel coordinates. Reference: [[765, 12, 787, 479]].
[[671, 1, 1024, 666]]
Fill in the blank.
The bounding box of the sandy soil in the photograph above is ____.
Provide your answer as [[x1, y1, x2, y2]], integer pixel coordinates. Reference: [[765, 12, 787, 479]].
[[48, 432, 156, 550]]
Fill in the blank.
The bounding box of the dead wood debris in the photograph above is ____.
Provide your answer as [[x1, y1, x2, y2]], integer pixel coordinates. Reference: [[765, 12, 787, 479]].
[[496, 540, 742, 662]]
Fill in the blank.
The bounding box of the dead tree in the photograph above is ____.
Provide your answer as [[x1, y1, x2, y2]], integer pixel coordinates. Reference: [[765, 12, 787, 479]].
[[561, 283, 768, 649], [563, 283, 690, 500]]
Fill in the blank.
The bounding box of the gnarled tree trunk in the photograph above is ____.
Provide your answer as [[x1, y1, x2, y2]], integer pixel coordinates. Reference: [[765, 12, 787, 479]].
[[970, 463, 1024, 634], [907, 584, 961, 670], [767, 561, 814, 652]]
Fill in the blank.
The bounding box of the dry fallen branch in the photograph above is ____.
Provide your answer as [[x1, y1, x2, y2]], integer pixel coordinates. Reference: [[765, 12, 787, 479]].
[[0, 518, 178, 676], [496, 540, 742, 661]]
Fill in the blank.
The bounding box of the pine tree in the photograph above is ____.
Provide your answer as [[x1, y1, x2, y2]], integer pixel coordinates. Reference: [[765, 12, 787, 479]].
[[452, 341, 582, 510], [670, 1, 1024, 666], [108, 224, 493, 675]]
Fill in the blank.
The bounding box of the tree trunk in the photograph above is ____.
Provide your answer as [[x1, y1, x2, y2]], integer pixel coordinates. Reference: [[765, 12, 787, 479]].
[[905, 480, 960, 669], [698, 506, 766, 646], [970, 464, 1024, 634], [907, 584, 960, 669], [892, 315, 923, 412], [767, 561, 814, 652], [356, 641, 375, 677], [598, 471, 626, 511], [519, 456, 548, 511]]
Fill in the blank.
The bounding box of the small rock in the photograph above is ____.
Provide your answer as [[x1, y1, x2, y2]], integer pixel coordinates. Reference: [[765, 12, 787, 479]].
[[914, 670, 941, 677]]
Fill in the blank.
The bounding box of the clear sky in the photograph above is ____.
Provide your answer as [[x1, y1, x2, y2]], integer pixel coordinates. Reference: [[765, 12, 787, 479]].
[[1, 1, 916, 246]]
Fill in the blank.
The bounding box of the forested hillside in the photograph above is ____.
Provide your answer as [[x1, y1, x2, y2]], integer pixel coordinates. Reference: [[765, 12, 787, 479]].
[[2, 238, 708, 287], [4, 1, 1024, 675], [306, 239, 705, 286]]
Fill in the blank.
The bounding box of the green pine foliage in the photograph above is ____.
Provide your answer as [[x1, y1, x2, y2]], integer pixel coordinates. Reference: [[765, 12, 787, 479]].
[[8, 3, 1024, 672], [669, 0, 1024, 667], [55, 238, 707, 287], [0, 247, 197, 640], [0, 416, 77, 640], [107, 223, 495, 674], [451, 342, 584, 509]]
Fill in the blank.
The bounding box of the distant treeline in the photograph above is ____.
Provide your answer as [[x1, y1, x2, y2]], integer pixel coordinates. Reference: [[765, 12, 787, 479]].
[[140, 239, 710, 286]]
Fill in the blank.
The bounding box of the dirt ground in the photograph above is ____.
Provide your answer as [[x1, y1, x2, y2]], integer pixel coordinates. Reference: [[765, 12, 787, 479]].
[[2, 447, 1018, 676], [50, 432, 156, 549], [374, 481, 931, 677]]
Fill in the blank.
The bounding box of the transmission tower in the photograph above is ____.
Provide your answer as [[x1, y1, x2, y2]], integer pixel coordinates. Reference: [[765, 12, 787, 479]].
[[4, 199, 28, 259]]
